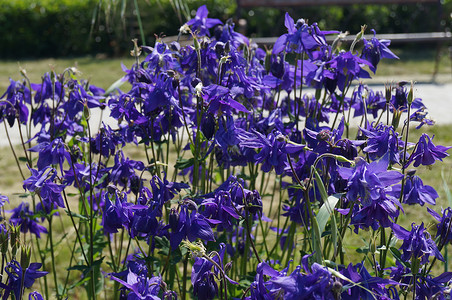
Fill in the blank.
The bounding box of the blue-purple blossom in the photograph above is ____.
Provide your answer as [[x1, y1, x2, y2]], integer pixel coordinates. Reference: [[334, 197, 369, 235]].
[[3, 260, 48, 300], [191, 243, 236, 300], [340, 263, 398, 300], [102, 191, 133, 234], [393, 174, 438, 206], [428, 207, 452, 245], [185, 5, 222, 37], [273, 13, 328, 56], [407, 133, 451, 167], [0, 78, 30, 127], [392, 222, 443, 265], [28, 138, 70, 172], [339, 155, 403, 204], [361, 123, 403, 164], [361, 29, 399, 73], [111, 269, 165, 299], [169, 205, 215, 249], [8, 202, 47, 238]]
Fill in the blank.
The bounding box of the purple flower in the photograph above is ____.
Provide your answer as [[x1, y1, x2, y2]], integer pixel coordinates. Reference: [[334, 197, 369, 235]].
[[270, 263, 335, 299], [273, 13, 327, 56], [407, 134, 451, 167], [111, 269, 164, 299], [361, 29, 399, 73], [326, 51, 372, 92], [23, 167, 65, 209], [0, 194, 9, 208], [185, 5, 222, 37], [110, 151, 145, 187], [239, 130, 293, 175], [28, 138, 70, 173], [392, 222, 443, 265], [361, 123, 403, 164], [4, 260, 48, 300], [340, 263, 398, 300], [102, 191, 133, 234], [350, 187, 403, 232], [201, 190, 241, 231], [63, 80, 102, 119], [351, 84, 386, 118], [428, 207, 452, 245], [394, 174, 438, 206], [339, 155, 403, 205], [0, 78, 30, 127], [28, 291, 45, 300], [169, 205, 215, 249], [191, 244, 235, 300], [8, 203, 47, 238]]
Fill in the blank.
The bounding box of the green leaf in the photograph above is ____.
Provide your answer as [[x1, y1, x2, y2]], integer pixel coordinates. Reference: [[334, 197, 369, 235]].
[[104, 77, 126, 96], [311, 216, 323, 263], [389, 247, 411, 269], [175, 157, 194, 170], [316, 194, 341, 235], [65, 210, 89, 221], [313, 167, 328, 202]]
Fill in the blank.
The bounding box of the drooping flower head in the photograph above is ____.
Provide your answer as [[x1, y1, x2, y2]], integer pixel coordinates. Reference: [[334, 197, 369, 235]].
[[392, 222, 443, 265], [361, 29, 399, 73], [407, 133, 451, 168]]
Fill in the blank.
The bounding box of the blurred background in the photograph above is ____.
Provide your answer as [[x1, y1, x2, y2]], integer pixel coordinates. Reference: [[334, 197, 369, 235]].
[[0, 0, 450, 59]]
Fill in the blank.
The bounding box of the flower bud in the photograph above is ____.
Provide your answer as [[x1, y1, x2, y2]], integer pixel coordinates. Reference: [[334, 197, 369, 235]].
[[20, 245, 31, 269], [0, 225, 9, 255], [10, 224, 20, 257], [385, 83, 392, 103], [407, 81, 414, 106]]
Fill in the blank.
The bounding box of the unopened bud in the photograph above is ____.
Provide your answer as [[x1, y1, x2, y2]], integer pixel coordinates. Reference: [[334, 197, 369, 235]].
[[385, 83, 392, 103], [407, 81, 414, 106], [224, 261, 233, 273], [83, 102, 91, 120], [20, 246, 31, 269]]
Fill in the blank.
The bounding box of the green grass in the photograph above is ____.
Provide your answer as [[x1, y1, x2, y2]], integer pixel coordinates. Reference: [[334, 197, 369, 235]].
[[372, 46, 452, 79], [0, 56, 136, 92]]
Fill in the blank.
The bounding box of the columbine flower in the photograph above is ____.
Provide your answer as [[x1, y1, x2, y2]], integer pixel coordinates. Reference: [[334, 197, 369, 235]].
[[111, 269, 164, 299], [28, 138, 70, 172], [428, 207, 452, 245], [340, 263, 398, 299], [273, 13, 326, 56], [392, 222, 443, 265], [8, 203, 47, 238], [406, 133, 451, 167], [3, 260, 48, 300], [361, 29, 399, 73], [185, 5, 222, 37], [339, 155, 403, 205], [393, 173, 438, 206], [361, 122, 404, 164], [102, 191, 132, 234], [169, 205, 215, 250]]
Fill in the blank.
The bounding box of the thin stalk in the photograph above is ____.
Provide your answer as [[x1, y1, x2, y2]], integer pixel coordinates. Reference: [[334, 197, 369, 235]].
[[3, 122, 25, 179], [133, 0, 146, 46], [48, 218, 60, 299]]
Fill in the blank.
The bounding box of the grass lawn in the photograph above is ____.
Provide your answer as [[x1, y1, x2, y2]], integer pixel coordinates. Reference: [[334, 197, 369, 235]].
[[0, 56, 136, 92]]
